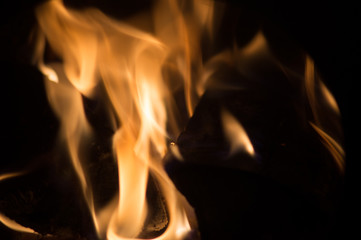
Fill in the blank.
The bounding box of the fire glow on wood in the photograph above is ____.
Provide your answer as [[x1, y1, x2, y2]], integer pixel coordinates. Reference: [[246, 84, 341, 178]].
[[0, 0, 345, 239]]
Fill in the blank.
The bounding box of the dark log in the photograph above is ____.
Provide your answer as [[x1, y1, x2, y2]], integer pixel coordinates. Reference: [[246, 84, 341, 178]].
[[165, 19, 344, 239]]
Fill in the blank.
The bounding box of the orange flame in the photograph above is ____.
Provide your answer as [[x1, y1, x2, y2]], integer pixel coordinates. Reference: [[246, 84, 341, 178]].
[[305, 57, 345, 172], [32, 0, 213, 238], [0, 171, 24, 182], [0, 172, 40, 235], [0, 213, 39, 235], [0, 0, 344, 238], [221, 109, 255, 157]]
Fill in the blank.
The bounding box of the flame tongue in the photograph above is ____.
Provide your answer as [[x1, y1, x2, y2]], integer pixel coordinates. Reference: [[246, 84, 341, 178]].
[[32, 0, 206, 239], [109, 130, 149, 238], [0, 213, 39, 235]]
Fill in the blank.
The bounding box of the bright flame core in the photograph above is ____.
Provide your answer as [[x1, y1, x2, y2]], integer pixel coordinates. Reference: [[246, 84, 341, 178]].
[[221, 109, 255, 157]]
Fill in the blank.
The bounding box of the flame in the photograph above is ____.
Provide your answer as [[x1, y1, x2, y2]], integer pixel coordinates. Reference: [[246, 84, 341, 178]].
[[170, 142, 184, 161], [31, 0, 214, 238], [0, 172, 39, 235], [0, 0, 344, 238], [240, 31, 268, 57], [0, 171, 24, 181], [309, 122, 345, 171], [221, 109, 255, 157], [0, 171, 40, 234], [0, 213, 39, 235], [305, 57, 345, 172]]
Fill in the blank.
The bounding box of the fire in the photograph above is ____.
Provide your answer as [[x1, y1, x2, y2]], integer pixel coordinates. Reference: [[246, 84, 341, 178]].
[[305, 57, 345, 171], [0, 0, 345, 238], [0, 171, 39, 235], [31, 0, 211, 239], [0, 171, 24, 181], [221, 109, 255, 157], [0, 213, 39, 235]]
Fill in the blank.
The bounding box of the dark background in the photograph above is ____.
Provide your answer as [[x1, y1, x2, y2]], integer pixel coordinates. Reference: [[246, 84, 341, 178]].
[[0, 0, 358, 239]]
